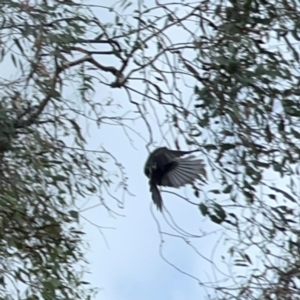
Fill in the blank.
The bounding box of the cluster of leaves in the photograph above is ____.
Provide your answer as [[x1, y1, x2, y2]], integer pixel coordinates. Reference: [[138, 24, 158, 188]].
[[0, 1, 129, 299]]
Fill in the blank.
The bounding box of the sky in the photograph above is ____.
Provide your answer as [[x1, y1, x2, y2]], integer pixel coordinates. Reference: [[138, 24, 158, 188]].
[[77, 2, 300, 300], [78, 2, 229, 299], [2, 1, 299, 300], [81, 123, 225, 300]]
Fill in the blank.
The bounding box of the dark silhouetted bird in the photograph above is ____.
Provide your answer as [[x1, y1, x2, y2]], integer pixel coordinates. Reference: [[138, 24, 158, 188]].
[[144, 147, 206, 211]]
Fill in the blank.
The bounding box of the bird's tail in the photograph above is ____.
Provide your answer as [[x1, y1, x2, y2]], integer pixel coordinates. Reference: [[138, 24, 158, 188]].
[[150, 183, 163, 211], [162, 155, 206, 188]]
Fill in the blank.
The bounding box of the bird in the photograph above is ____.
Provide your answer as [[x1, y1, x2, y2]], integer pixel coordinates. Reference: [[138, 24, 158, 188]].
[[144, 147, 206, 211]]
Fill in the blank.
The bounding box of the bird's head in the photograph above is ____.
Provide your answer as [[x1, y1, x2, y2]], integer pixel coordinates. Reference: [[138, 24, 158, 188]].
[[144, 161, 157, 178]]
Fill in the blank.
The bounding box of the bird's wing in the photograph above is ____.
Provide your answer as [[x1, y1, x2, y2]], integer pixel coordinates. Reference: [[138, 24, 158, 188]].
[[161, 155, 206, 187], [145, 148, 199, 172], [166, 149, 200, 158], [154, 148, 197, 167]]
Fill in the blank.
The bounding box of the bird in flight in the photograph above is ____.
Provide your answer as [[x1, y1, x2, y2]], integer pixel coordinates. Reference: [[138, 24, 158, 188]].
[[144, 147, 206, 211]]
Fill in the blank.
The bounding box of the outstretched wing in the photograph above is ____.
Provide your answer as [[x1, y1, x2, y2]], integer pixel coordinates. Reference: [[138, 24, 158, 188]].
[[161, 155, 206, 187], [144, 147, 200, 175]]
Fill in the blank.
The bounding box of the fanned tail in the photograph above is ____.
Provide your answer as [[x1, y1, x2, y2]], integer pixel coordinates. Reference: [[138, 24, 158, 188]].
[[150, 182, 163, 211]]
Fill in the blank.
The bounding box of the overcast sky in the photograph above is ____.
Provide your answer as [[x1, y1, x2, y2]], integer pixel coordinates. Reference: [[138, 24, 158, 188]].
[[76, 2, 298, 300], [3, 1, 296, 299], [73, 2, 234, 299], [78, 2, 229, 299]]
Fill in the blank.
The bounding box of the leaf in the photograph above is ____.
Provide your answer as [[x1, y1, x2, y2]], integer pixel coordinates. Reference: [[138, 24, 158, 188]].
[[199, 203, 208, 216], [204, 144, 218, 151], [223, 185, 232, 194], [221, 143, 236, 151], [252, 160, 270, 168], [87, 185, 97, 193], [210, 189, 221, 194], [291, 128, 300, 139], [235, 263, 249, 267], [68, 118, 86, 143], [291, 28, 300, 41], [167, 14, 174, 21], [244, 253, 252, 264], [213, 203, 226, 221], [69, 210, 79, 220], [209, 215, 224, 224], [278, 118, 285, 132], [220, 129, 235, 137], [224, 168, 240, 175], [243, 190, 254, 204], [53, 175, 67, 182], [269, 186, 297, 203], [14, 38, 25, 55], [268, 194, 277, 201], [11, 53, 17, 67]]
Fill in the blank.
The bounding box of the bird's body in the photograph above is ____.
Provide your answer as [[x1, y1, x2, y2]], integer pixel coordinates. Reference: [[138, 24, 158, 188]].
[[144, 147, 206, 211]]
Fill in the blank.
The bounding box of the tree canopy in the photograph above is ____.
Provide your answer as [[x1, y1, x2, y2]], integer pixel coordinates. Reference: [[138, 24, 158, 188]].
[[1, 0, 300, 299]]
